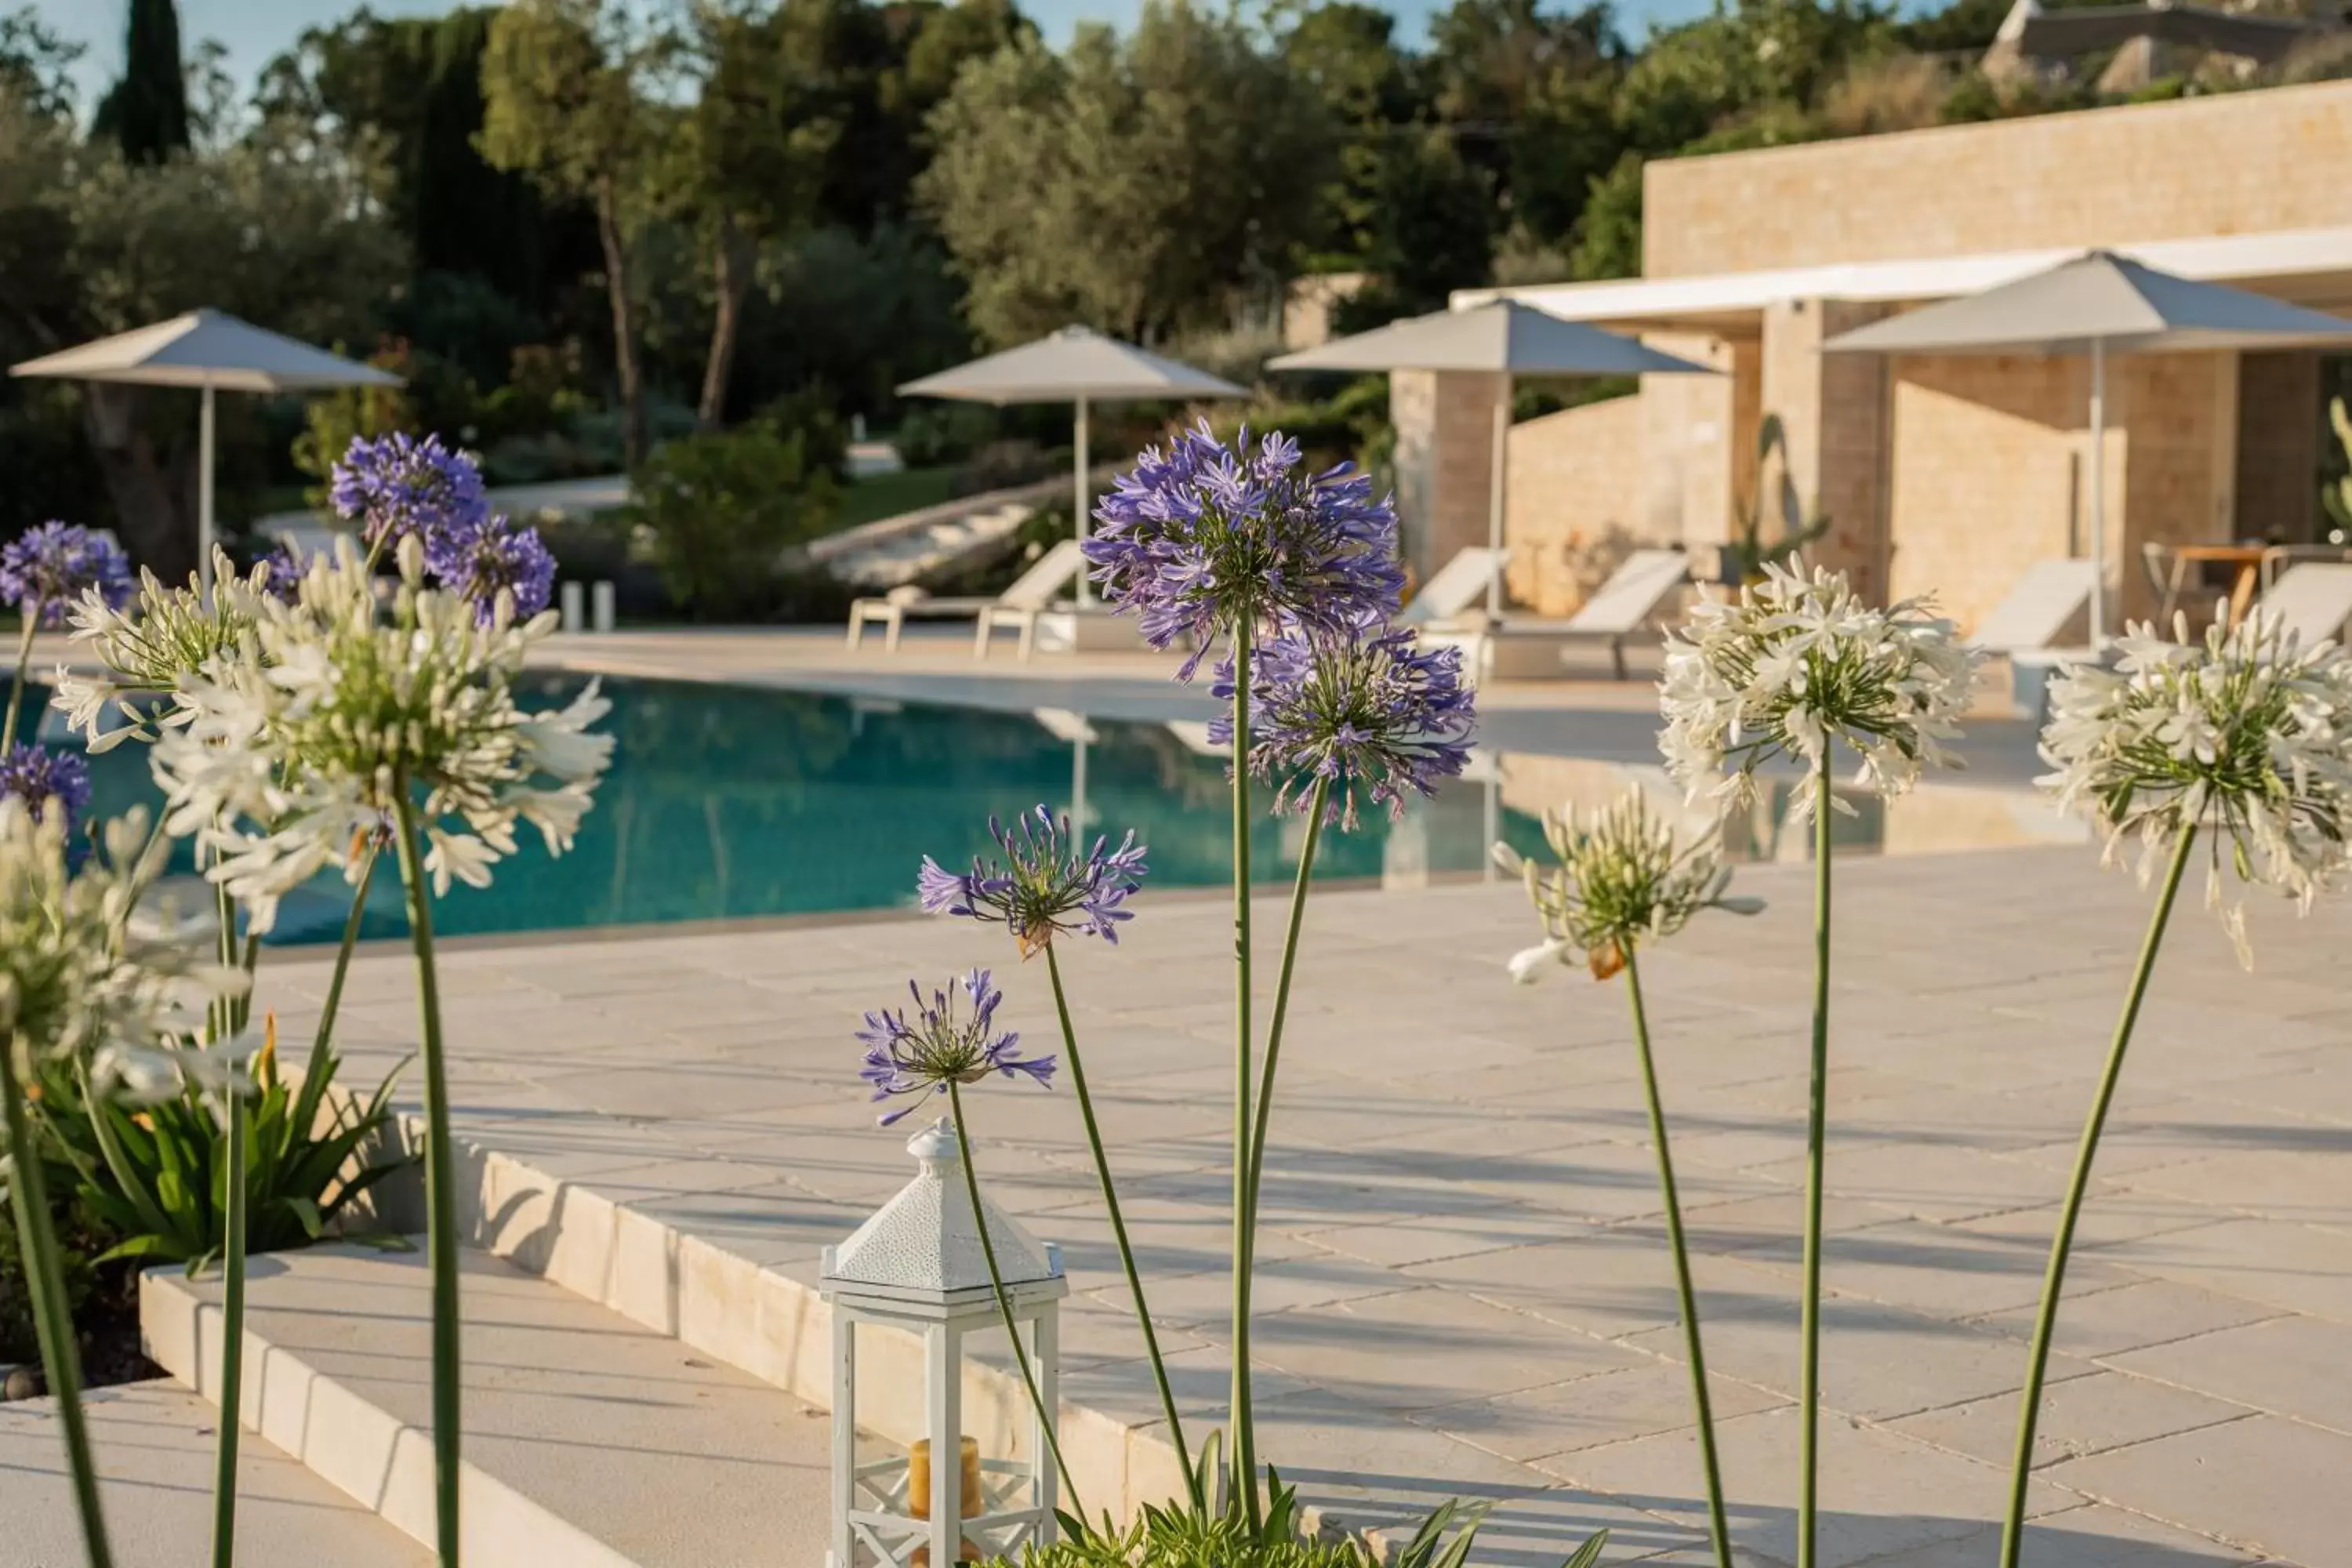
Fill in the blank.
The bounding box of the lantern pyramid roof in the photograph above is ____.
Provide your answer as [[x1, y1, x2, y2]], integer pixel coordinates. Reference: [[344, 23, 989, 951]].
[[824, 1119, 1064, 1301]]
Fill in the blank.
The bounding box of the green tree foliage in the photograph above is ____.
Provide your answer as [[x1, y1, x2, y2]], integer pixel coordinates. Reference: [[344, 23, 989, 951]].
[[479, 0, 671, 467], [0, 82, 402, 575], [920, 1, 1336, 346], [91, 0, 191, 165], [0, 5, 82, 120], [622, 418, 844, 622], [675, 0, 844, 428]]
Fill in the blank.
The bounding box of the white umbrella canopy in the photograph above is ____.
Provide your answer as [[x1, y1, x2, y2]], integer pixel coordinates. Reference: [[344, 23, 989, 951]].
[[1271, 300, 1719, 617], [1824, 251, 2352, 641], [899, 326, 1246, 607], [12, 309, 402, 591]]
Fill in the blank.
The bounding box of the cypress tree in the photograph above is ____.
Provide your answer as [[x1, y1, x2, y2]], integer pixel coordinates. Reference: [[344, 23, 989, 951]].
[[91, 0, 191, 165]]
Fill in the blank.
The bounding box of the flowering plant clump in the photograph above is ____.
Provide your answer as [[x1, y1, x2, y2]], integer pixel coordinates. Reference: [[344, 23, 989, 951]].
[[53, 550, 273, 751], [0, 801, 242, 1101], [1500, 792, 1762, 983], [151, 538, 612, 931], [1211, 618, 1476, 828], [1086, 422, 1405, 676], [919, 806, 1147, 954], [1660, 561, 1982, 818], [857, 968, 1055, 1126], [425, 511, 558, 623], [260, 541, 310, 604], [2, 521, 131, 627], [2038, 610, 2352, 966], [330, 432, 490, 550], [0, 743, 92, 834]]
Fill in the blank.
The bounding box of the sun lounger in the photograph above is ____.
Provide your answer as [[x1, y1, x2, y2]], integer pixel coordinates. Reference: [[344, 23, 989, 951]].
[[2251, 562, 2352, 647], [1466, 548, 1693, 680], [1973, 559, 2098, 655], [845, 539, 1087, 660], [1400, 546, 1509, 629]]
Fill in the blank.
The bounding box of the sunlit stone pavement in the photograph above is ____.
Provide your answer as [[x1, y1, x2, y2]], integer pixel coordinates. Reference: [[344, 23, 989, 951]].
[[266, 845, 2350, 1566]]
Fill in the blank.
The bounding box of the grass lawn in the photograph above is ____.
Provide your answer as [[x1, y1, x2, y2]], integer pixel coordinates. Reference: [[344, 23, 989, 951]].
[[832, 464, 960, 530]]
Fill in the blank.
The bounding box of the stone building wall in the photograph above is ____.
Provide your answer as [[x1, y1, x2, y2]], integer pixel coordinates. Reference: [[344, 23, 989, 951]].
[[1644, 81, 2352, 278]]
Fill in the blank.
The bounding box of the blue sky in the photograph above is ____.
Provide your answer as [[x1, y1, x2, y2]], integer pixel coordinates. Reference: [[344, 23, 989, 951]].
[[38, 0, 1722, 114]]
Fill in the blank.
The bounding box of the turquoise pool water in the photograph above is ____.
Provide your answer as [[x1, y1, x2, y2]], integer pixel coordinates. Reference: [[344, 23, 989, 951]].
[[31, 673, 1531, 945]]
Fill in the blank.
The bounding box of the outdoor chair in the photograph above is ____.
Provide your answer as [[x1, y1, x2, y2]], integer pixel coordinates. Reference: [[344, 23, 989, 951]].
[[1424, 547, 1692, 681], [2249, 561, 2352, 648], [1972, 559, 2098, 656], [1399, 546, 1509, 629], [844, 539, 1087, 660]]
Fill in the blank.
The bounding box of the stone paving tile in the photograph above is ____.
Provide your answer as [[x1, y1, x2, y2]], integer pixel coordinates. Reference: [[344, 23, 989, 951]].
[[2106, 1316, 2352, 1436], [275, 848, 2352, 1561], [2045, 1415, 2350, 1566], [1852, 1504, 2270, 1566], [1544, 1406, 2077, 1568], [1414, 1361, 1791, 1465], [2114, 1218, 2352, 1323], [1965, 1279, 2288, 1359], [1889, 1369, 2253, 1468]]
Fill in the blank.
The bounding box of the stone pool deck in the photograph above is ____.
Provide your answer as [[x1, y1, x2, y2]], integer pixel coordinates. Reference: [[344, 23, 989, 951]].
[[249, 845, 2350, 1567]]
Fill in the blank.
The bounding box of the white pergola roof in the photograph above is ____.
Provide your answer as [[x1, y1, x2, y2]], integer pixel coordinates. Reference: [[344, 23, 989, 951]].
[[1460, 224, 2352, 330]]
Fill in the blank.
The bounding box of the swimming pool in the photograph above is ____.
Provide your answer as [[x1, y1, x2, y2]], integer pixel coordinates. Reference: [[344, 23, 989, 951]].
[[16, 673, 2081, 945]]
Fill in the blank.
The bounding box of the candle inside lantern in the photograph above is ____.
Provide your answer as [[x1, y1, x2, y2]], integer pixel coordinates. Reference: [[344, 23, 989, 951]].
[[907, 1436, 984, 1565]]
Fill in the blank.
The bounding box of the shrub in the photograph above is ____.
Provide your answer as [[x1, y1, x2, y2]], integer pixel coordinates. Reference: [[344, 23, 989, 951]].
[[990, 1490, 1604, 1568], [34, 1029, 411, 1270], [623, 419, 843, 622]]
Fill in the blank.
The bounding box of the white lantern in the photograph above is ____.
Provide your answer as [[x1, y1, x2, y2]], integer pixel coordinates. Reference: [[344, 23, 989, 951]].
[[822, 1117, 1068, 1567]]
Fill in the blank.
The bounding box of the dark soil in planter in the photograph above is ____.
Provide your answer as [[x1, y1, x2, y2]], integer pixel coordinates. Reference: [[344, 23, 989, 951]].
[[2, 1220, 161, 1399]]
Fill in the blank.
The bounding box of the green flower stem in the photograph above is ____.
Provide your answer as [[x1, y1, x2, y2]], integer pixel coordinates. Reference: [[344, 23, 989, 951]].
[[1621, 945, 1733, 1568], [2, 612, 35, 753], [943, 1080, 1083, 1516], [390, 786, 463, 1566], [0, 1042, 116, 1568], [1041, 942, 1199, 1511], [1998, 826, 2195, 1568], [1226, 619, 1258, 1526], [291, 848, 379, 1145], [1798, 768, 1832, 1568], [210, 1093, 249, 1568], [1240, 775, 1329, 1313]]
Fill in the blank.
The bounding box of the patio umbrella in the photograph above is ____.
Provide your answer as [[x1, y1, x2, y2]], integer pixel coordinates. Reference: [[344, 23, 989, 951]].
[[898, 327, 1246, 606], [1269, 300, 1717, 619], [11, 309, 402, 593], [1824, 250, 2352, 643]]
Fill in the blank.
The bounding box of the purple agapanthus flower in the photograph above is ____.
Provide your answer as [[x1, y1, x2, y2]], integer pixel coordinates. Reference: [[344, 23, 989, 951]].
[[1, 521, 132, 628], [856, 969, 1055, 1126], [919, 806, 1147, 955], [328, 433, 488, 550], [259, 541, 310, 604], [0, 743, 93, 833], [1210, 616, 1477, 829], [424, 513, 557, 623], [1086, 422, 1405, 680]]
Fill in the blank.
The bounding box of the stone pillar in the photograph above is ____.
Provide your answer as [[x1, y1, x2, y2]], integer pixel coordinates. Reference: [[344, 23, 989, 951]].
[[2114, 349, 2243, 622], [1760, 299, 1895, 604], [2236, 350, 2322, 543], [1638, 332, 1749, 570], [1390, 369, 1508, 595]]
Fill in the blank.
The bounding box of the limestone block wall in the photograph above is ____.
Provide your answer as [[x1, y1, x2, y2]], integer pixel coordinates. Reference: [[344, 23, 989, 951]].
[[1499, 395, 1654, 615], [1762, 300, 1894, 604], [1645, 81, 2352, 278]]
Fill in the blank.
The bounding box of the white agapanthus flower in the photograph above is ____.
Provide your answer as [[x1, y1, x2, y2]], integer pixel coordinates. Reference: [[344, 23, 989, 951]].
[[1659, 561, 1984, 820], [2038, 609, 2352, 967], [151, 537, 613, 932], [0, 801, 245, 1102], [53, 548, 273, 753], [1499, 789, 1765, 984]]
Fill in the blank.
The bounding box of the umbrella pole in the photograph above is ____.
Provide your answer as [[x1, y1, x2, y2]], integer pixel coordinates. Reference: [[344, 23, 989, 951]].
[[2088, 341, 2106, 646], [1074, 394, 1091, 609], [1486, 376, 1509, 621], [198, 381, 217, 597]]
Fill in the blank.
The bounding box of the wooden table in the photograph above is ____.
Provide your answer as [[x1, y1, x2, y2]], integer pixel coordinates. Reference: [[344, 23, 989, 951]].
[[2157, 543, 2268, 627]]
